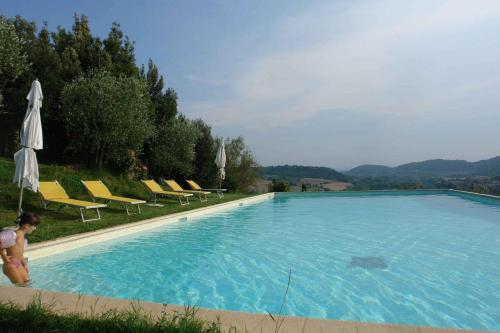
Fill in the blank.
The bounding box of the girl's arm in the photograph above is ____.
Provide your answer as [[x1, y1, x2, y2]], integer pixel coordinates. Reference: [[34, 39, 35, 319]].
[[22, 256, 28, 272], [0, 248, 10, 263]]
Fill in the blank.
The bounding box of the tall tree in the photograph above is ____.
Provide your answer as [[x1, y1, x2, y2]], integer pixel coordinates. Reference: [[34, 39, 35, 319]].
[[150, 116, 199, 178], [0, 15, 29, 103], [223, 137, 260, 192], [141, 59, 179, 171], [142, 59, 177, 123], [0, 16, 37, 156], [71, 14, 110, 72], [103, 22, 138, 77], [192, 119, 218, 186], [0, 15, 30, 155]]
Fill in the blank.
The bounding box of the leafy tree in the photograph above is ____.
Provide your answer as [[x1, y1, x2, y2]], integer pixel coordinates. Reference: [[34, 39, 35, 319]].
[[224, 136, 260, 192], [61, 70, 153, 170], [0, 15, 29, 105], [103, 22, 137, 77], [141, 59, 177, 123], [70, 14, 111, 72], [163, 88, 178, 120], [0, 16, 39, 156], [140, 59, 180, 170], [0, 16, 30, 155], [151, 116, 199, 178], [192, 119, 218, 186]]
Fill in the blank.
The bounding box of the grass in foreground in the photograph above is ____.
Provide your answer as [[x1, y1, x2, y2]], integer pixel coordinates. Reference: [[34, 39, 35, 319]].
[[0, 296, 224, 333], [0, 158, 251, 243]]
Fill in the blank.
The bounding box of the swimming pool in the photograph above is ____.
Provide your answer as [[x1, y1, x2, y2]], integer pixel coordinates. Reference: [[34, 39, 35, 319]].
[[5, 191, 500, 331]]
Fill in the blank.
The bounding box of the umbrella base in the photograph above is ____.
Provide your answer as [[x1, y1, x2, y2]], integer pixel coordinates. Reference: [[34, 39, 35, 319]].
[[147, 203, 164, 207]]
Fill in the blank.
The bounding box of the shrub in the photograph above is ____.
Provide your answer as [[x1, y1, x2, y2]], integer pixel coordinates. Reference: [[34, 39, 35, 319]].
[[61, 70, 154, 171], [269, 179, 289, 192]]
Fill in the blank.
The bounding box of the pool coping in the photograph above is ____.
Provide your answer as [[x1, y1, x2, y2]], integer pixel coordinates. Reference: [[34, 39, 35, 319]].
[[2, 189, 496, 332], [0, 285, 485, 333], [447, 189, 500, 200], [276, 188, 500, 199]]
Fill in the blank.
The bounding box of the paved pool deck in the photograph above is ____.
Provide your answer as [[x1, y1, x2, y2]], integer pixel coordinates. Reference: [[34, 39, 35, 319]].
[[0, 285, 484, 333]]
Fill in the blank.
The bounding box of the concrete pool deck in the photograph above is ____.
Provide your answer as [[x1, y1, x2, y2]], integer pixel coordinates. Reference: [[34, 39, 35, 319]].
[[0, 190, 496, 332], [0, 285, 484, 333]]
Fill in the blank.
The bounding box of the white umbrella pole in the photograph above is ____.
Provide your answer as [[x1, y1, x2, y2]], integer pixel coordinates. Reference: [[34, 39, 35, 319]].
[[17, 178, 24, 219]]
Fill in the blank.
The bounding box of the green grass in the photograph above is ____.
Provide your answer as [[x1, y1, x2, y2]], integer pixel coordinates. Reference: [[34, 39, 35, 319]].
[[0, 157, 250, 243], [0, 295, 225, 333]]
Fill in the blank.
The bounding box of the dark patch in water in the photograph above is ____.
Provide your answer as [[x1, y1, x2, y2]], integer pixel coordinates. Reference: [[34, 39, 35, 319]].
[[348, 256, 387, 270]]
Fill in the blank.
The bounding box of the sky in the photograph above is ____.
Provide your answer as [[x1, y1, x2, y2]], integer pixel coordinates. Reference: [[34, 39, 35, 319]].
[[3, 0, 500, 170]]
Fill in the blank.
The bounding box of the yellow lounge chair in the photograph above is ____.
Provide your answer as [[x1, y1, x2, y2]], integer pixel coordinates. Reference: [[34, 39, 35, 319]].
[[81, 180, 146, 215], [163, 180, 210, 202], [38, 181, 106, 222], [141, 180, 192, 206], [186, 180, 227, 198]]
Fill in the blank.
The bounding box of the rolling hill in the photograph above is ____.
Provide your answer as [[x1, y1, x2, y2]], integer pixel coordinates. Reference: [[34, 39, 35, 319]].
[[346, 156, 500, 177], [260, 165, 350, 182]]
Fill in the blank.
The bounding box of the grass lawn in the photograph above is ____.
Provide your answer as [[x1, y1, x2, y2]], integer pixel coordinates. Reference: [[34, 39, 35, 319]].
[[0, 297, 223, 333], [0, 158, 251, 243]]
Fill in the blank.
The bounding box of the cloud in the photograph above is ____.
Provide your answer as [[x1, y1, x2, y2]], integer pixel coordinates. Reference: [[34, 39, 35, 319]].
[[183, 0, 500, 129], [184, 74, 229, 86]]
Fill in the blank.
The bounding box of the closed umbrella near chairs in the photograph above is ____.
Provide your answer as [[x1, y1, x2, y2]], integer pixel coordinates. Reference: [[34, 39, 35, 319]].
[[215, 141, 226, 191], [13, 79, 43, 219]]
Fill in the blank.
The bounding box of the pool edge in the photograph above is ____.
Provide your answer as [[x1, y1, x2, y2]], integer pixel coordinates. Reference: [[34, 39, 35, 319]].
[[0, 285, 487, 333]]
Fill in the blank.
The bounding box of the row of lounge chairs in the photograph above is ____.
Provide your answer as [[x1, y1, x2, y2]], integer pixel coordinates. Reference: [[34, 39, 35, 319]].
[[37, 179, 227, 222]]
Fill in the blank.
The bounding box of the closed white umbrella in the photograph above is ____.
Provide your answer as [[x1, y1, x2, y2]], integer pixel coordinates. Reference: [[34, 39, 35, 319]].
[[215, 141, 226, 190], [13, 79, 43, 218]]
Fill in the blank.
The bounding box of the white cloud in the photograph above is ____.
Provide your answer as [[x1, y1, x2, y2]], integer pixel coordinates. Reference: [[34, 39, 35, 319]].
[[183, 0, 500, 128], [184, 74, 229, 86]]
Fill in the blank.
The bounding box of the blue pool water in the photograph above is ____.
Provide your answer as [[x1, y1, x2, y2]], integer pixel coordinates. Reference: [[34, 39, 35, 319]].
[[4, 191, 500, 331]]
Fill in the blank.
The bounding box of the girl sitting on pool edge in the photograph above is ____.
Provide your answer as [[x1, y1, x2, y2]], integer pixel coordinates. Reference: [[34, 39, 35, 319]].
[[0, 212, 41, 286]]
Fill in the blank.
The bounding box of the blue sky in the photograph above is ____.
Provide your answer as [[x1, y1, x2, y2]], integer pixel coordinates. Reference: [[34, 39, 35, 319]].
[[3, 0, 500, 169]]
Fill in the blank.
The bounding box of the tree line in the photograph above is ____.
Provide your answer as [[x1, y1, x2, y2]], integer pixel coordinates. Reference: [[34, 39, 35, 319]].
[[0, 14, 259, 191]]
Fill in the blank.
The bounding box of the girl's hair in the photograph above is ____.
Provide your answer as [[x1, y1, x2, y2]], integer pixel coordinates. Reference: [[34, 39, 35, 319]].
[[18, 212, 41, 226]]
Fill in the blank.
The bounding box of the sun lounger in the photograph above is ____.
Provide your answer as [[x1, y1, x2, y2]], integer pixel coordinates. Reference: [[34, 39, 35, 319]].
[[141, 180, 192, 206], [163, 180, 210, 202], [186, 180, 227, 198], [81, 180, 146, 215], [38, 181, 106, 222]]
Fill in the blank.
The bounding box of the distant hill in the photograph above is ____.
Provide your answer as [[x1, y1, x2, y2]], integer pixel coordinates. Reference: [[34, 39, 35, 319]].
[[346, 156, 500, 177], [261, 165, 349, 182], [345, 164, 393, 177]]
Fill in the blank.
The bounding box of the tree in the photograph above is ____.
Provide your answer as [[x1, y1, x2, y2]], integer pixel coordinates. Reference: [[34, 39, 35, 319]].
[[150, 116, 199, 178], [61, 70, 153, 170], [0, 15, 29, 104], [269, 179, 289, 192], [70, 14, 111, 72], [0, 16, 38, 157], [141, 59, 177, 123], [192, 119, 218, 186], [103, 22, 138, 77], [224, 136, 260, 192], [140, 59, 180, 171]]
